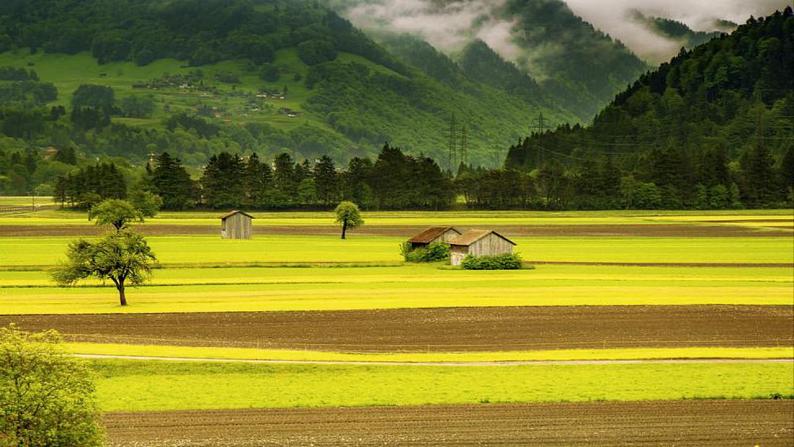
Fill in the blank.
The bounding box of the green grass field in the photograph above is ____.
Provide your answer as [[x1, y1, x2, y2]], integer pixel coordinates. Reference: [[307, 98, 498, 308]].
[[91, 359, 794, 412], [1, 208, 791, 227], [1, 235, 791, 267], [2, 263, 790, 314]]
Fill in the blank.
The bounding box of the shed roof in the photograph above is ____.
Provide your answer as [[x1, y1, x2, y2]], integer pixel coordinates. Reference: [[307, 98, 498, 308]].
[[220, 210, 255, 220], [408, 227, 461, 244], [449, 229, 517, 247]]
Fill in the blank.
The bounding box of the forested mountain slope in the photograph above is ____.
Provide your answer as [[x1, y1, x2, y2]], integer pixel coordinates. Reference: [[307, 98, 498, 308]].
[[0, 0, 575, 190], [505, 8, 794, 208], [327, 0, 651, 121]]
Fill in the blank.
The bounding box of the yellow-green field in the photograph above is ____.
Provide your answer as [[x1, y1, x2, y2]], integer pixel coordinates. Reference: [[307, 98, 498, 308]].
[[0, 209, 792, 414], [91, 360, 793, 412]]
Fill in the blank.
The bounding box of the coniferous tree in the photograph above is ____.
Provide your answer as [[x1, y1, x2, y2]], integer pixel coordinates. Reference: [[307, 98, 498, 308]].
[[313, 155, 338, 206], [151, 153, 194, 210]]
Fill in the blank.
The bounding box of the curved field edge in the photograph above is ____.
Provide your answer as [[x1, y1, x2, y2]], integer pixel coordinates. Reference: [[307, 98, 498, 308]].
[[65, 344, 794, 363], [90, 359, 794, 412]]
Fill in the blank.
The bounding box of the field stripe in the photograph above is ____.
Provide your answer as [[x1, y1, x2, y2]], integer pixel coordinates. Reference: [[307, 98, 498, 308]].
[[73, 353, 794, 367]]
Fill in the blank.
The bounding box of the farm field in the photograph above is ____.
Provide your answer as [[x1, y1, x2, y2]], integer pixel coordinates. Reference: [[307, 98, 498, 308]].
[[103, 400, 794, 447], [5, 305, 792, 351], [91, 359, 793, 412], [0, 208, 792, 445]]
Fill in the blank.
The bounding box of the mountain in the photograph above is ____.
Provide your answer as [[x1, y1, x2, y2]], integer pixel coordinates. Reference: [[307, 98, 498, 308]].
[[326, 0, 651, 121], [506, 7, 794, 208], [631, 11, 725, 51], [0, 0, 576, 175]]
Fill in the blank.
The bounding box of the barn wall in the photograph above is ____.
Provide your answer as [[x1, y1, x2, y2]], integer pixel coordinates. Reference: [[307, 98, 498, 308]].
[[222, 214, 252, 239], [450, 246, 468, 266], [440, 229, 462, 243], [468, 234, 513, 257]]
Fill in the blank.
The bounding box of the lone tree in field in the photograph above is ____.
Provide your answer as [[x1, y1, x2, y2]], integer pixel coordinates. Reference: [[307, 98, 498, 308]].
[[52, 230, 157, 306], [0, 325, 104, 447], [335, 201, 363, 240], [89, 199, 145, 232]]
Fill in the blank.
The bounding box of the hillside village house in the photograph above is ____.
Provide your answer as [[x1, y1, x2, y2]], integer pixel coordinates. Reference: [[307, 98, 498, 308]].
[[407, 227, 463, 250], [220, 210, 254, 240], [449, 230, 517, 266]]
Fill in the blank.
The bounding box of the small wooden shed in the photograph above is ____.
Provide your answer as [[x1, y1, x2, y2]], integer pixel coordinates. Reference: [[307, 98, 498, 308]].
[[407, 227, 462, 250], [449, 230, 517, 266], [220, 210, 254, 240]]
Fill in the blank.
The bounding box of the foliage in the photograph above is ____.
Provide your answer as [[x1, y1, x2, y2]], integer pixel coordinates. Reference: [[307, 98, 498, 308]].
[[89, 199, 144, 231], [402, 241, 450, 263], [462, 253, 523, 270], [120, 95, 155, 118], [0, 325, 103, 447], [128, 183, 163, 218], [52, 230, 157, 306], [505, 8, 794, 209], [334, 200, 363, 239], [54, 162, 127, 208]]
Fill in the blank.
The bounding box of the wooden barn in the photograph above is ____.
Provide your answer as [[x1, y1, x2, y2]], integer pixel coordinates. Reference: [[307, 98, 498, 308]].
[[449, 230, 517, 266], [220, 210, 254, 239], [407, 227, 462, 250]]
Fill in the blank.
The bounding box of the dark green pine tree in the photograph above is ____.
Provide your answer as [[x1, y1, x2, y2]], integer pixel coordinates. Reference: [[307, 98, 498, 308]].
[[152, 153, 195, 210], [201, 152, 245, 209], [313, 155, 338, 207], [242, 153, 273, 208], [741, 143, 778, 207]]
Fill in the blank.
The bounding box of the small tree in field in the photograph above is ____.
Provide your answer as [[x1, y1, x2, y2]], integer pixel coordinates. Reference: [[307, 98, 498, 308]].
[[89, 199, 144, 232], [334, 201, 363, 240], [52, 230, 157, 306], [0, 325, 104, 447]]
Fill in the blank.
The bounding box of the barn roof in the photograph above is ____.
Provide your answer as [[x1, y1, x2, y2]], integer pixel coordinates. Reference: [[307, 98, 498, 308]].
[[220, 210, 255, 220], [408, 227, 461, 244], [449, 230, 517, 247]]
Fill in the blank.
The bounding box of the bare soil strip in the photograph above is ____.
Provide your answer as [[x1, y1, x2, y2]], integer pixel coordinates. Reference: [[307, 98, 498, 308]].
[[1, 223, 790, 237], [104, 400, 794, 446], [4, 305, 791, 352]]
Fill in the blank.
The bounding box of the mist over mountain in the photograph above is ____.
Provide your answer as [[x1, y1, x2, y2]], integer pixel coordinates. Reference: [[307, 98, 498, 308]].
[[326, 0, 650, 121], [564, 0, 789, 63]]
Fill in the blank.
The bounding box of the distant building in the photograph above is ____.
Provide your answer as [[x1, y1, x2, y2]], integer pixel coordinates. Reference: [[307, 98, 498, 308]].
[[220, 210, 254, 240], [449, 230, 516, 266], [407, 227, 462, 250]]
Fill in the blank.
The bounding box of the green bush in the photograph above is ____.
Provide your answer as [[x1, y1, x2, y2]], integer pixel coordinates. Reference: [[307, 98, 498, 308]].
[[462, 253, 523, 270], [401, 241, 450, 263]]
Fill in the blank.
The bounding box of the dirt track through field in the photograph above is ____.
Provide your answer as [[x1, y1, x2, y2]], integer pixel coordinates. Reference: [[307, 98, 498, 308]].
[[0, 223, 790, 237], [4, 305, 791, 352], [104, 400, 794, 446]]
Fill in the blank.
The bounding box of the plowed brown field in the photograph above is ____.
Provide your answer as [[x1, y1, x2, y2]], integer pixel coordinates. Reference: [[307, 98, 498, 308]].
[[4, 305, 791, 351], [1, 223, 790, 237], [103, 400, 794, 446]]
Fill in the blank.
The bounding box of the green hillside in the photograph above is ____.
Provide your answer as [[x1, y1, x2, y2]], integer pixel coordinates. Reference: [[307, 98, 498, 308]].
[[0, 0, 576, 172], [505, 8, 794, 209]]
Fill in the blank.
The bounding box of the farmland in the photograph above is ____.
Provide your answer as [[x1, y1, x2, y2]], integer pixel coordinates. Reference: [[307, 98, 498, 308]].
[[0, 208, 792, 445]]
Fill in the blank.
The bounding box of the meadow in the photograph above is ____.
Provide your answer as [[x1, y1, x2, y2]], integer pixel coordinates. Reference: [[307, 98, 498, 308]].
[[0, 208, 792, 423], [91, 359, 794, 412]]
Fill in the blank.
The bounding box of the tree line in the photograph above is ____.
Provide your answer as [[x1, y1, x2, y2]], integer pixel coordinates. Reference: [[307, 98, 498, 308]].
[[53, 144, 456, 211]]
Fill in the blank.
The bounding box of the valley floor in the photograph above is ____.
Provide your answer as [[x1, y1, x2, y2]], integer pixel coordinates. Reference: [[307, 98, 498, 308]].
[[0, 208, 792, 445]]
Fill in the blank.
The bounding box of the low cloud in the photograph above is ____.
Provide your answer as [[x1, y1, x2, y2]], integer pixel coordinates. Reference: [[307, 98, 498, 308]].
[[562, 0, 789, 62], [333, 0, 790, 67]]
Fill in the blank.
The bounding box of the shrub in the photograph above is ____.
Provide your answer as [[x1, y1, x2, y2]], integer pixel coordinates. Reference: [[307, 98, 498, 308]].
[[462, 253, 523, 270], [402, 241, 450, 263]]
